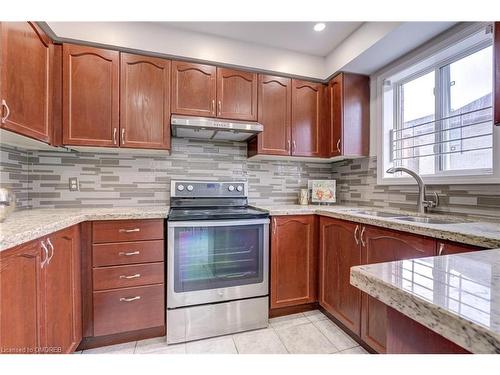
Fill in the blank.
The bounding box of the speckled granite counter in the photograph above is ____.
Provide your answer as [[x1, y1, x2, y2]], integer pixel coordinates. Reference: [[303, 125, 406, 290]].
[[350, 249, 500, 353], [0, 206, 170, 252], [257, 205, 500, 249]]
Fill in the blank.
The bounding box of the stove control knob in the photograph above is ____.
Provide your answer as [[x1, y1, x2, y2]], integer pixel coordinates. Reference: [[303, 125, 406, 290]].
[[177, 184, 185, 191], [228, 185, 235, 192], [236, 185, 243, 192], [187, 185, 194, 192]]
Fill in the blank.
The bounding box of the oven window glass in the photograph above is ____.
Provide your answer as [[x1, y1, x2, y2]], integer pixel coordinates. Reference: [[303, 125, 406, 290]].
[[173, 224, 264, 292]]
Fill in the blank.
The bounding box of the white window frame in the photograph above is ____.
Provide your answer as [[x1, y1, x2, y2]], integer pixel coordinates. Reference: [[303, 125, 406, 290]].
[[375, 22, 500, 185]]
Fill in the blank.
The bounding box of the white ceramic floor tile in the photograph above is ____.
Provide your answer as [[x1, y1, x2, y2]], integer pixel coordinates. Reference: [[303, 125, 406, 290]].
[[82, 342, 136, 354], [303, 310, 328, 323], [144, 344, 186, 354], [233, 328, 287, 354], [275, 322, 338, 354], [135, 336, 171, 354], [72, 351, 82, 354], [269, 312, 309, 330], [186, 336, 237, 354], [338, 346, 369, 354], [313, 319, 359, 351]]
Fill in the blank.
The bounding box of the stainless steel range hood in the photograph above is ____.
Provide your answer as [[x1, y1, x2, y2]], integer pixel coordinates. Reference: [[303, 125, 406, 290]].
[[171, 115, 263, 142]]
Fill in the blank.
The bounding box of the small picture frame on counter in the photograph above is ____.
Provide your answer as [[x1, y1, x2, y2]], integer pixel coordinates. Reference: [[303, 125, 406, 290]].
[[308, 180, 336, 204]]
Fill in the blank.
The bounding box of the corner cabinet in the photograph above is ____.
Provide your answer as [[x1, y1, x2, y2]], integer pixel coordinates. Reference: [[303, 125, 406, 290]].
[[0, 22, 56, 144], [216, 67, 257, 121], [63, 44, 119, 147], [327, 72, 370, 157], [120, 53, 171, 150], [291, 79, 326, 157], [0, 225, 81, 354], [270, 215, 318, 310]]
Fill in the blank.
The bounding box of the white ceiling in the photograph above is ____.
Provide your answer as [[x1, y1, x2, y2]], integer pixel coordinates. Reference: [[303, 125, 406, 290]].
[[162, 22, 363, 57]]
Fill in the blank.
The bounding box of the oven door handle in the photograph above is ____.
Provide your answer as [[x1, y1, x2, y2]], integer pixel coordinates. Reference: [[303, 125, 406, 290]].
[[223, 271, 254, 279], [167, 218, 270, 228]]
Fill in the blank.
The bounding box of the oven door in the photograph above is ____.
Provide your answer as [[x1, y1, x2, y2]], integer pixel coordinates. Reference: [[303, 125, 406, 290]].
[[167, 218, 269, 308]]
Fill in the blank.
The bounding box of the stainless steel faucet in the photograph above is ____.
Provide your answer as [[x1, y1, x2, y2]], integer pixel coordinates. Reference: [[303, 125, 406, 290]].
[[386, 167, 439, 214]]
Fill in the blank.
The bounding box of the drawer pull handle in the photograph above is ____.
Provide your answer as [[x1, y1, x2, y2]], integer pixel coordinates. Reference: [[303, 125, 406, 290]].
[[119, 274, 141, 279], [118, 251, 140, 256], [119, 228, 140, 233], [119, 296, 141, 302]]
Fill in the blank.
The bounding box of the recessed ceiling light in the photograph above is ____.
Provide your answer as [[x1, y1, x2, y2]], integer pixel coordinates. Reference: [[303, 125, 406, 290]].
[[313, 23, 326, 32]]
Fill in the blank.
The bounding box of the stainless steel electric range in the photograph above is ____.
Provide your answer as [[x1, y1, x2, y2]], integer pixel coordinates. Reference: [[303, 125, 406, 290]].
[[166, 180, 270, 344]]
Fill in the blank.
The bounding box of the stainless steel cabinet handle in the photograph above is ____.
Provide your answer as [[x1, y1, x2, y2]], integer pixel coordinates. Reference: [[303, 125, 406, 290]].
[[287, 140, 291, 152], [40, 241, 49, 268], [292, 140, 296, 153], [46, 237, 54, 265], [1, 99, 10, 124], [119, 274, 141, 279], [211, 99, 215, 114], [354, 225, 359, 245], [438, 243, 445, 256], [121, 128, 125, 145], [118, 251, 140, 256], [119, 296, 141, 302], [360, 226, 366, 247], [273, 217, 277, 235], [336, 138, 341, 153], [119, 228, 140, 233], [113, 128, 117, 145], [218, 100, 221, 116]]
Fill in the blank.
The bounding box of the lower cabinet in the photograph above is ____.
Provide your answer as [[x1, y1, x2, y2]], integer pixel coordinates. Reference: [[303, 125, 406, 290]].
[[360, 226, 435, 353], [270, 215, 317, 310], [0, 225, 81, 354], [436, 240, 484, 255], [319, 217, 362, 334]]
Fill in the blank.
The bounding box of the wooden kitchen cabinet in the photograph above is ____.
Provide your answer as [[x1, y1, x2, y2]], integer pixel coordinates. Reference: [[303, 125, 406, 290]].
[[171, 61, 217, 117], [319, 217, 362, 335], [0, 22, 55, 144], [270, 215, 317, 309], [360, 226, 435, 353], [216, 67, 257, 121], [0, 225, 81, 354], [63, 44, 119, 147], [327, 72, 370, 157], [493, 22, 499, 126], [120, 53, 171, 150], [291, 79, 326, 157], [436, 240, 485, 256]]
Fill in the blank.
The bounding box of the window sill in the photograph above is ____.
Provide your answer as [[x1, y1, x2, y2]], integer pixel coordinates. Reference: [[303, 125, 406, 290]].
[[377, 174, 500, 186]]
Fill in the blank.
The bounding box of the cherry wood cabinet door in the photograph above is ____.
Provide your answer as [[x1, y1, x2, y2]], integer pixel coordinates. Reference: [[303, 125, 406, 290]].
[[494, 22, 499, 125], [436, 240, 484, 256], [63, 44, 119, 147], [171, 61, 216, 117], [254, 75, 291, 156], [216, 67, 257, 121], [0, 22, 54, 143], [120, 53, 171, 150], [328, 74, 342, 156], [291, 80, 325, 157], [43, 225, 81, 353], [361, 226, 435, 353], [0, 240, 43, 354], [270, 215, 317, 309], [318, 217, 362, 335]]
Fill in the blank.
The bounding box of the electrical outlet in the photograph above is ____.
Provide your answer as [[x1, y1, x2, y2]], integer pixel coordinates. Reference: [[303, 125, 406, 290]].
[[69, 177, 79, 191]]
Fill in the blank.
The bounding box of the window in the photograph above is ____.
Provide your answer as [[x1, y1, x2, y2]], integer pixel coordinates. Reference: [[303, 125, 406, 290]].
[[378, 24, 499, 184]]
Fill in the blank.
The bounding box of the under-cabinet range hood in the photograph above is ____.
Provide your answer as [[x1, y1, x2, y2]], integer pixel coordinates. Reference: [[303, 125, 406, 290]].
[[171, 115, 263, 142]]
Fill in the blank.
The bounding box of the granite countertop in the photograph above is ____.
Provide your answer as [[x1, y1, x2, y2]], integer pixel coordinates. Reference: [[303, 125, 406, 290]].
[[258, 204, 500, 249], [0, 206, 170, 252], [350, 249, 500, 353]]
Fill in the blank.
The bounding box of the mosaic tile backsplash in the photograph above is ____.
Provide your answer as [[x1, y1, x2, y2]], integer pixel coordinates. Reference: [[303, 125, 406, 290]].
[[2, 140, 500, 218], [0, 139, 333, 209]]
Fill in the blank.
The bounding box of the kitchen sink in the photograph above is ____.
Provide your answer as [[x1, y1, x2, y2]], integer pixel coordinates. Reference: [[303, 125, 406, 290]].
[[350, 210, 403, 218], [394, 216, 463, 224]]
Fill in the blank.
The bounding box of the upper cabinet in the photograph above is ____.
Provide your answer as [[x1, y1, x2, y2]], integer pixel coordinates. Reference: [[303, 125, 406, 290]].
[[494, 22, 499, 126], [291, 79, 326, 157], [327, 72, 370, 157], [0, 22, 55, 143], [216, 68, 257, 121], [249, 75, 291, 156], [171, 61, 216, 117], [63, 44, 119, 147], [120, 53, 171, 150]]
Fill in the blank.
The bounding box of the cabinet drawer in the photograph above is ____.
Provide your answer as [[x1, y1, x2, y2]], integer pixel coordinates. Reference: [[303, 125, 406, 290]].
[[93, 240, 164, 267], [92, 219, 164, 243], [93, 263, 164, 291], [93, 284, 164, 336]]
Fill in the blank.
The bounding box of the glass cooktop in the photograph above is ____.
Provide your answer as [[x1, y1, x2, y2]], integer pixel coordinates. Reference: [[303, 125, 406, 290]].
[[168, 206, 269, 221]]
